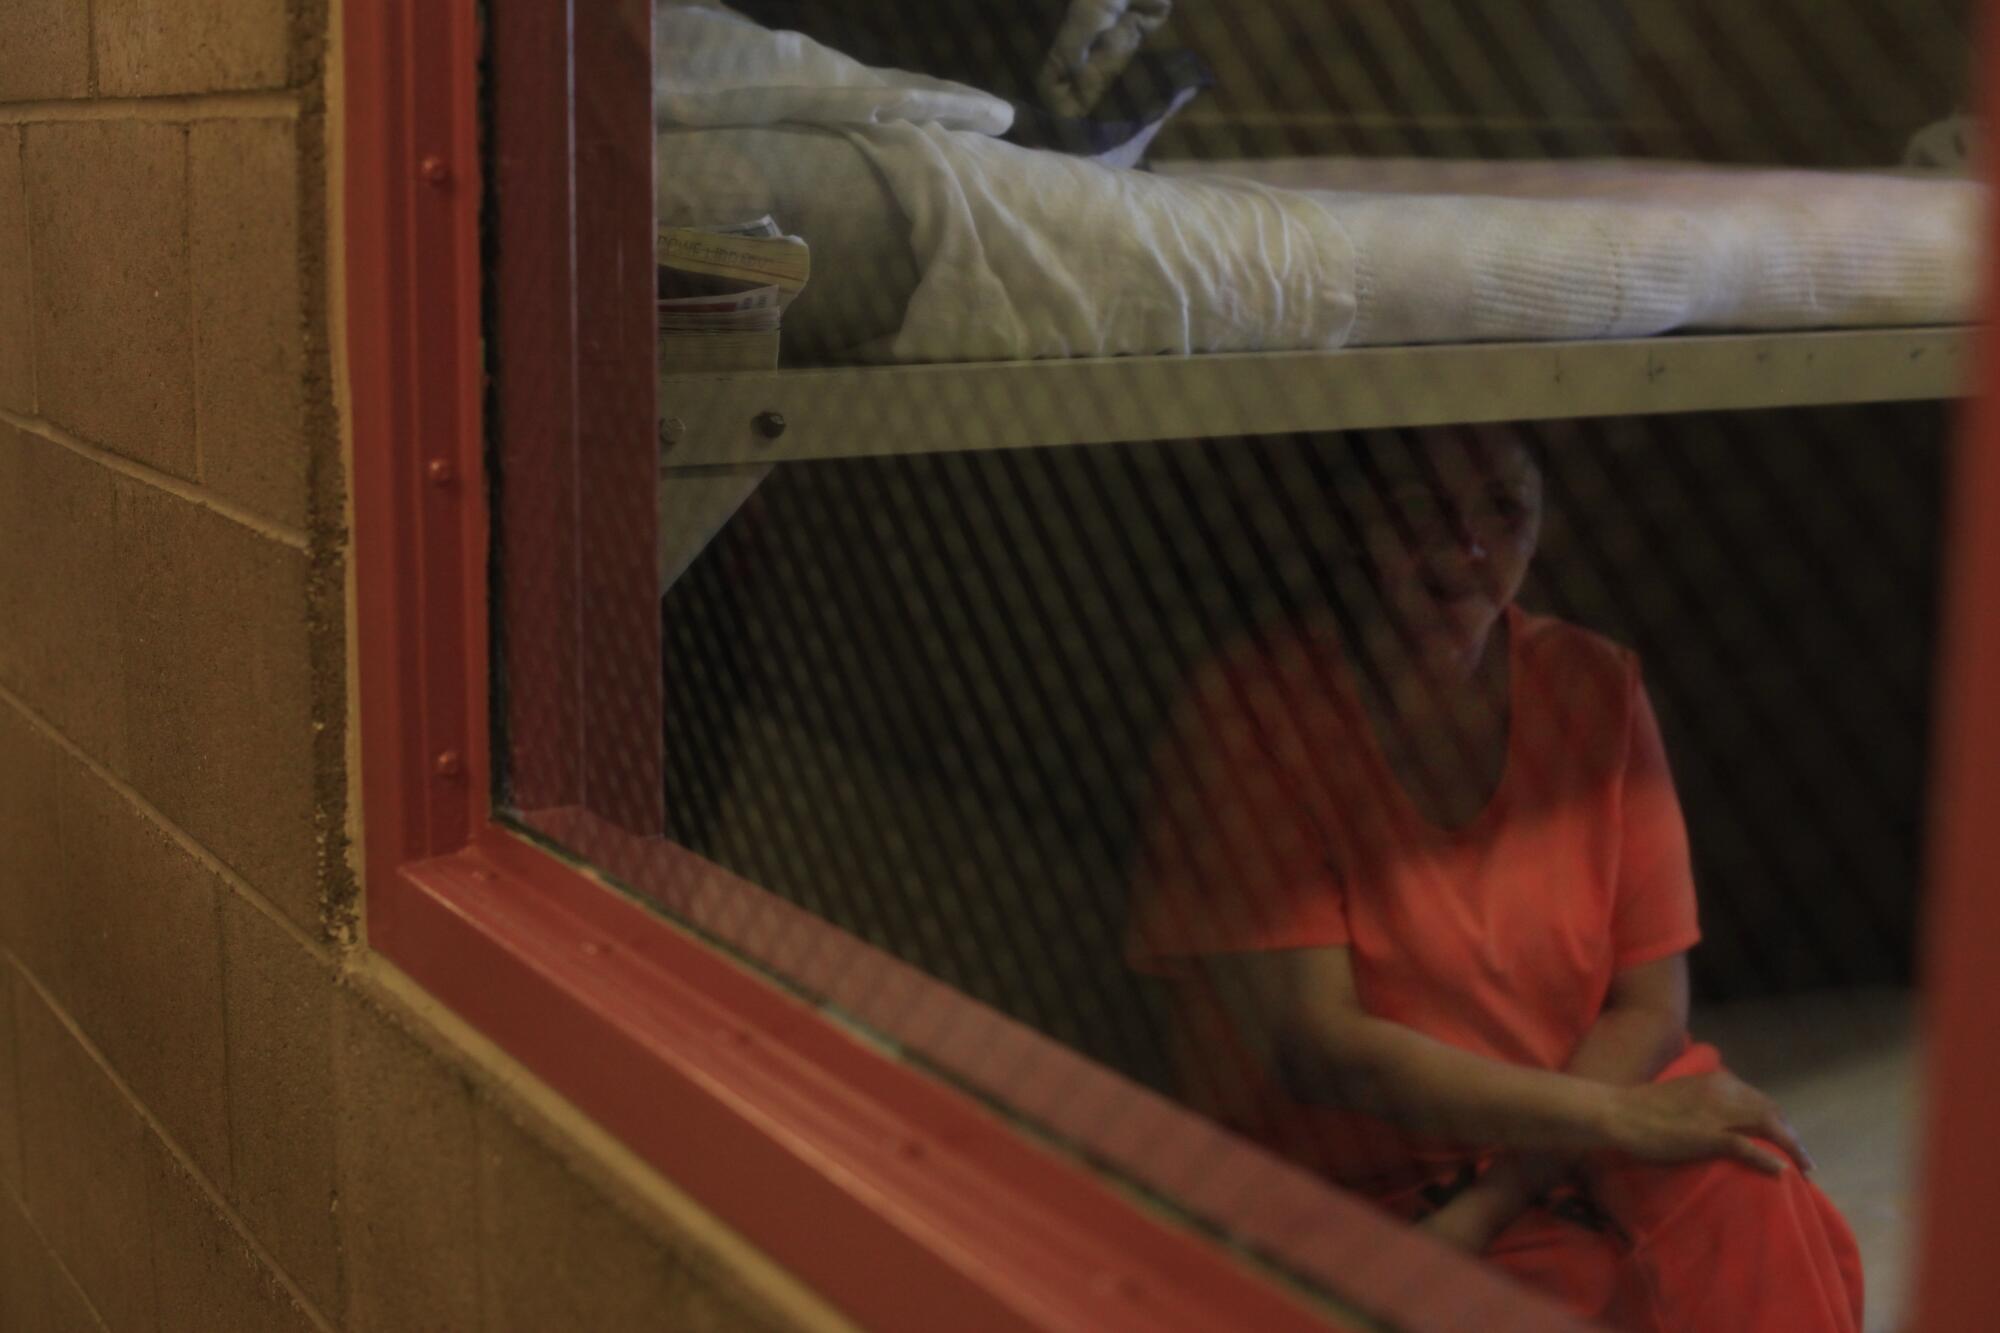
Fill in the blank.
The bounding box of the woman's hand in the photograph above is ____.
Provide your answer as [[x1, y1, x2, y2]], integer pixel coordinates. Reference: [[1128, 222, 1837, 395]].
[[1417, 1188, 1509, 1255], [1603, 1071, 1813, 1176]]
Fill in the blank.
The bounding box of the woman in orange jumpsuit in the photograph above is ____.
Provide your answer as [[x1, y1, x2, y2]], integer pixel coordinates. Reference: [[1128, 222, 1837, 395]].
[[1128, 431, 1864, 1331]]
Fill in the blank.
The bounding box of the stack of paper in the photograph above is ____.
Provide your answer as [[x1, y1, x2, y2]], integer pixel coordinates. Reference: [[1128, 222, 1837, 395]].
[[657, 216, 810, 372]]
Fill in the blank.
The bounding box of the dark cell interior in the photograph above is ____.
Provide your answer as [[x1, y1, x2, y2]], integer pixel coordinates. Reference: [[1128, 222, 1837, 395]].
[[661, 407, 1945, 1090]]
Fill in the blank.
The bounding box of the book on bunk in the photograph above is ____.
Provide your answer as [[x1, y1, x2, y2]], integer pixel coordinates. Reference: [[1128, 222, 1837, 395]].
[[657, 216, 811, 373]]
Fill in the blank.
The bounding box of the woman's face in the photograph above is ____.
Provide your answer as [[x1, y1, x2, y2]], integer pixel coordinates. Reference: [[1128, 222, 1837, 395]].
[[1357, 433, 1543, 671]]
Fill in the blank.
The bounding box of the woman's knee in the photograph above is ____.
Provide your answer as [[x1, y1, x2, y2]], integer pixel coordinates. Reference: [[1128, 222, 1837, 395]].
[[1595, 1144, 1806, 1237]]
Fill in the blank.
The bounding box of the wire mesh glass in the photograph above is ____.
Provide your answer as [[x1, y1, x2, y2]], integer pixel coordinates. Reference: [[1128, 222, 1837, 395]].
[[488, 1, 1976, 1326]]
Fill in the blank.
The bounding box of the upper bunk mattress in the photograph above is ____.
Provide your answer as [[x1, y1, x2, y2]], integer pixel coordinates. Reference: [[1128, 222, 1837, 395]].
[[656, 5, 1984, 367]]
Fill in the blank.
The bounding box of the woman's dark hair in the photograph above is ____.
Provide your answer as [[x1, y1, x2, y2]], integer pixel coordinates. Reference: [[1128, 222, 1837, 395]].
[[1300, 425, 1549, 560]]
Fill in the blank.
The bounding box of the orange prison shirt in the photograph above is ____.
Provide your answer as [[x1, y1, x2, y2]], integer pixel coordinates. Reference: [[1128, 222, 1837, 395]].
[[1127, 604, 1702, 1193]]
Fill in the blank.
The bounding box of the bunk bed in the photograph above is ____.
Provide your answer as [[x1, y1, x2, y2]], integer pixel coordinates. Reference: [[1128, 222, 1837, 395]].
[[654, 3, 1974, 476], [648, 5, 1971, 1325]]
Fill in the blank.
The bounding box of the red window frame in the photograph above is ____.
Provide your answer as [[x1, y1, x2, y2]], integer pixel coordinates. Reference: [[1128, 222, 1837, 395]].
[[343, 2, 2000, 1329], [1910, 21, 2000, 1332]]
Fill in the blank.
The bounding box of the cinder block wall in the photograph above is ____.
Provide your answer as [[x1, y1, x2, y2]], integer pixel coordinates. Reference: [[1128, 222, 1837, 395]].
[[0, 5, 844, 1331]]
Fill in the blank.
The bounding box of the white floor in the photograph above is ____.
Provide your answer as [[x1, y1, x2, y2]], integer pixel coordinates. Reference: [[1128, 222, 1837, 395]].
[[1692, 988, 1918, 1333]]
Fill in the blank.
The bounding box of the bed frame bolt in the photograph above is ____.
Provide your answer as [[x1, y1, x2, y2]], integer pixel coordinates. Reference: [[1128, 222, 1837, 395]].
[[659, 417, 687, 449], [433, 749, 463, 780], [753, 410, 788, 441], [420, 155, 451, 186], [425, 458, 456, 486]]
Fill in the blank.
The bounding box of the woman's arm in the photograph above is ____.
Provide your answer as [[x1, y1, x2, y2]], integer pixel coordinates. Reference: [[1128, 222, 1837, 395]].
[[1566, 952, 1695, 1088], [1219, 948, 1625, 1153], [1420, 954, 1715, 1249], [1426, 664, 1811, 1251], [1208, 947, 1807, 1168]]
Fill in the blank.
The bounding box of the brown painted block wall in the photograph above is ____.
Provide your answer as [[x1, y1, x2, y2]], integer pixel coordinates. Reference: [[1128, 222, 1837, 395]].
[[0, 4, 846, 1331], [729, 0, 1971, 164], [1154, 0, 1973, 163]]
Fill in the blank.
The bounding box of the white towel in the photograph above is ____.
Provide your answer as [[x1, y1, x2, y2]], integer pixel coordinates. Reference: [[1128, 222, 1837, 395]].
[[654, 3, 1013, 135]]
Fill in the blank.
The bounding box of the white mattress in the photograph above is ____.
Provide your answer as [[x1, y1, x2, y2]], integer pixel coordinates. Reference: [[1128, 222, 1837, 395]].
[[655, 6, 1983, 366], [1168, 156, 1983, 350], [660, 127, 1981, 365]]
